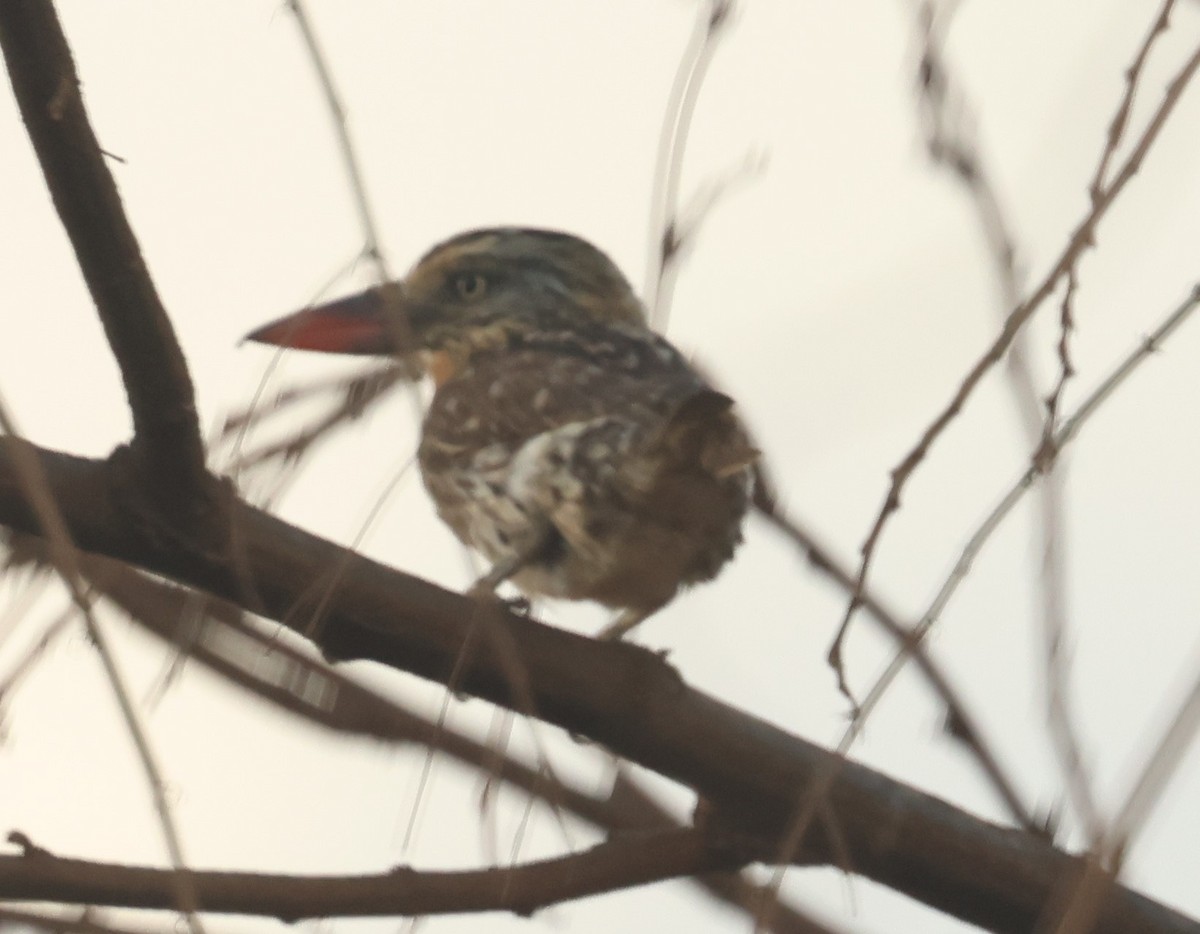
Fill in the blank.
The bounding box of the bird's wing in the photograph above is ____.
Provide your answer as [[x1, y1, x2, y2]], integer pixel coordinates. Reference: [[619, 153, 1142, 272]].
[[422, 330, 708, 455]]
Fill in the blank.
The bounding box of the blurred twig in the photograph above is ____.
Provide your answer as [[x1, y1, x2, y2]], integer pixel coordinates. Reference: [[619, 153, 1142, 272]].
[[1033, 1, 1179, 854], [3, 536, 828, 933], [645, 0, 735, 327], [851, 282, 1200, 784], [829, 7, 1200, 713], [287, 0, 391, 282], [0, 401, 204, 934], [0, 593, 74, 706], [911, 0, 1099, 842], [0, 906, 168, 934], [221, 362, 408, 473], [752, 475, 1038, 833]]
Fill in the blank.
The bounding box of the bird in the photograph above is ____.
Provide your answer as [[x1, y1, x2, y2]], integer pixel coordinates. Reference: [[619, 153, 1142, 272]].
[[244, 227, 757, 639]]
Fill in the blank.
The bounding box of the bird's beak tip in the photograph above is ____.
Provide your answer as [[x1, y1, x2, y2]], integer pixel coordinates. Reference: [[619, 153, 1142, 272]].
[[241, 289, 397, 356]]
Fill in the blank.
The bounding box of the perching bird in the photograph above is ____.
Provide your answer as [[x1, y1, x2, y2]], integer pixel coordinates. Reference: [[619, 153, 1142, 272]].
[[245, 228, 757, 638]]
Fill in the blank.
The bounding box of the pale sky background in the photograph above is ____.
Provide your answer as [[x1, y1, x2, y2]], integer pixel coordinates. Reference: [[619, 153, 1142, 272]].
[[2, 2, 1200, 932]]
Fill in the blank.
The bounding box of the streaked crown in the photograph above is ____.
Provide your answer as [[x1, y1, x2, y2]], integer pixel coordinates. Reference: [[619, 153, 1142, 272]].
[[401, 228, 647, 348]]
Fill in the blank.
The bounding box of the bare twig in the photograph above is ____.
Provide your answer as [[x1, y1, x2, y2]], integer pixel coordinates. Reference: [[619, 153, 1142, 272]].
[[1029, 3, 1181, 848], [0, 401, 204, 933], [828, 21, 1200, 705], [1048, 646, 1200, 934], [912, 0, 1099, 842], [225, 365, 408, 473], [851, 282, 1200, 813], [0, 596, 75, 705], [0, 829, 752, 920], [284, 0, 427, 421], [644, 0, 734, 327], [220, 363, 405, 439], [752, 475, 1038, 833], [287, 0, 391, 282], [1029, 5, 1182, 851], [1087, 0, 1178, 203], [4, 539, 821, 932], [1108, 657, 1200, 861], [915, 1, 1023, 313]]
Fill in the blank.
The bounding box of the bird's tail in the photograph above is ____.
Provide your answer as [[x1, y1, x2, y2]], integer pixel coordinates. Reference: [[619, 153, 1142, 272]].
[[650, 389, 759, 479]]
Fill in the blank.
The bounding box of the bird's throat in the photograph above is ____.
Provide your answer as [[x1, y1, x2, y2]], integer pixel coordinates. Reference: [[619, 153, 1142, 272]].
[[424, 350, 460, 388]]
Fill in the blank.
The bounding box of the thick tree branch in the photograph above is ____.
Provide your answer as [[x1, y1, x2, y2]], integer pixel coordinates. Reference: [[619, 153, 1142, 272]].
[[32, 546, 828, 932], [0, 829, 747, 920], [0, 0, 209, 513], [0, 442, 1192, 934]]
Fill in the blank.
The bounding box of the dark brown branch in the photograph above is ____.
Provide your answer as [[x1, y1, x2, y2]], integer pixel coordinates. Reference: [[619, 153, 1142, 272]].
[[0, 0, 209, 513], [33, 545, 827, 932], [0, 829, 746, 920], [53, 545, 619, 823], [0, 442, 1192, 934]]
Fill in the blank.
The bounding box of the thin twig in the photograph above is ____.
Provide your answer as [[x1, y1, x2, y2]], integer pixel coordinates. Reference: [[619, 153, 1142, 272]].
[[223, 364, 407, 473], [1047, 297, 1200, 934], [1030, 4, 1181, 849], [644, 0, 734, 327], [752, 478, 1038, 832], [8, 539, 821, 932], [1028, 2, 1180, 843], [287, 0, 391, 282], [1087, 0, 1178, 203], [0, 829, 752, 920], [0, 401, 204, 933], [914, 0, 1101, 843], [220, 362, 404, 439], [1106, 656, 1200, 863], [913, 0, 1043, 437], [0, 595, 75, 705], [828, 25, 1200, 705], [284, 0, 428, 428], [850, 282, 1200, 801]]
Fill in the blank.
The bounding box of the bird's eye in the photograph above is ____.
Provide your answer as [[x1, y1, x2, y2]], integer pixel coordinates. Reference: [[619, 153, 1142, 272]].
[[452, 273, 488, 300]]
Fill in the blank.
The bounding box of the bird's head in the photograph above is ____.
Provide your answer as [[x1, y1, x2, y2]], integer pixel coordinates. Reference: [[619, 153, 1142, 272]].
[[244, 228, 646, 372]]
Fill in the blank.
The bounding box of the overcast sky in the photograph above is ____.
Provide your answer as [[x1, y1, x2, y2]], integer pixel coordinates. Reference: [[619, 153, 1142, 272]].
[[2, 2, 1200, 932]]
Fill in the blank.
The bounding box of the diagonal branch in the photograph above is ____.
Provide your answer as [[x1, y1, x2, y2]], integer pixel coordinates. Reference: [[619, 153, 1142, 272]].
[[752, 473, 1038, 834], [20, 544, 828, 932], [0, 0, 209, 512], [0, 829, 750, 920], [828, 26, 1200, 699], [0, 442, 1192, 934], [0, 414, 204, 934]]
